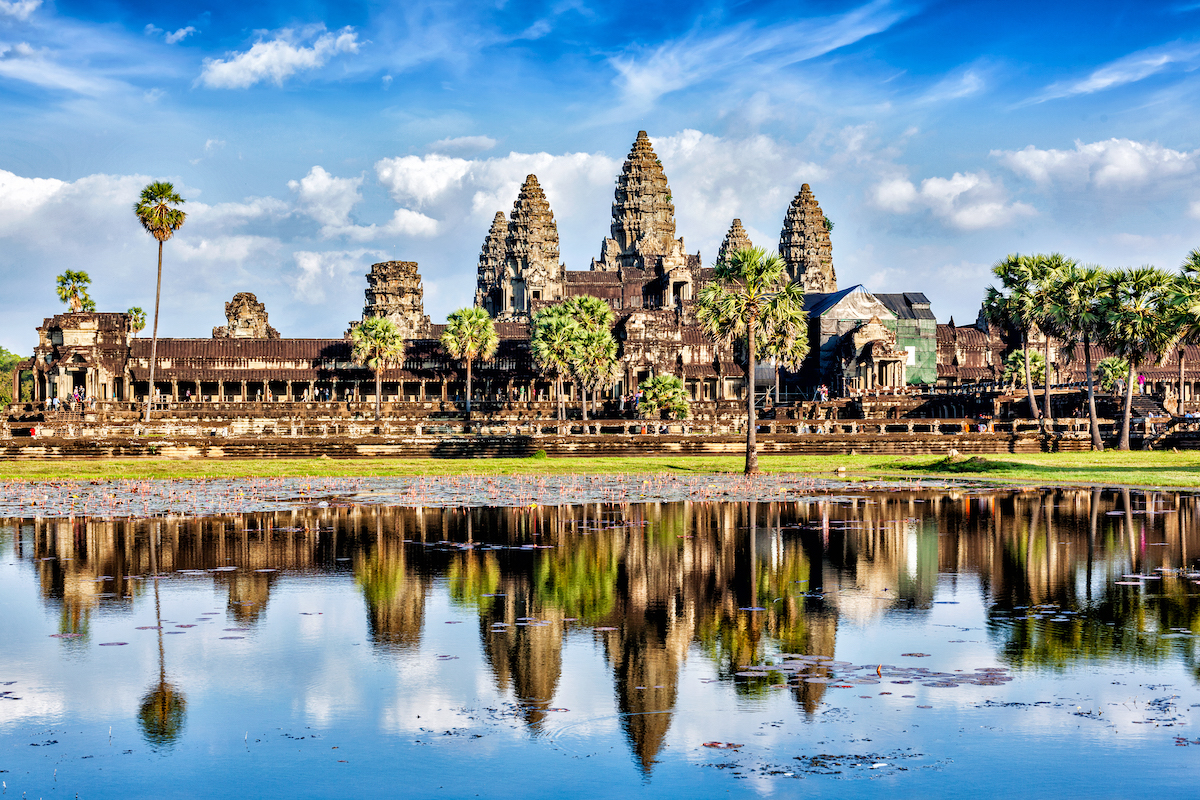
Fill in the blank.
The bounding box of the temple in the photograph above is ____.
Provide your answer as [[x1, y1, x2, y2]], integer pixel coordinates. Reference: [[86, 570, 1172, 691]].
[[9, 129, 1200, 444]]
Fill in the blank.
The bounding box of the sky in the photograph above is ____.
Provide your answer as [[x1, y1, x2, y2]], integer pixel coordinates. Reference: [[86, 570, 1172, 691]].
[[3, 0, 1200, 352]]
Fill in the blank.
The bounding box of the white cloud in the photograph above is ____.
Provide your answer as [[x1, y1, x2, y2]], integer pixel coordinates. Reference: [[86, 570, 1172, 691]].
[[1032, 41, 1200, 103], [609, 0, 908, 106], [870, 171, 1035, 230], [198, 26, 360, 89], [996, 138, 1199, 188], [165, 26, 196, 45], [204, 138, 225, 155], [376, 154, 473, 206], [0, 0, 40, 21], [288, 166, 364, 229], [428, 135, 497, 155], [1189, 200, 1200, 219], [293, 249, 386, 303], [919, 69, 985, 104], [0, 41, 125, 95]]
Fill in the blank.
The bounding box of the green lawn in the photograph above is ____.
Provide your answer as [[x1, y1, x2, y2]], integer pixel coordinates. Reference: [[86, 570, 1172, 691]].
[[1, 450, 1197, 488]]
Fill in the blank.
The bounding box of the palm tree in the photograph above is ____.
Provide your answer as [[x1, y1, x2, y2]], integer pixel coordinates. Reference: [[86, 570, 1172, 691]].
[[637, 374, 689, 431], [351, 316, 405, 422], [1166, 249, 1200, 414], [573, 326, 619, 428], [1002, 349, 1045, 390], [697, 246, 805, 475], [1095, 357, 1129, 393], [56, 270, 95, 312], [134, 182, 187, 423], [983, 254, 1049, 420], [1030, 253, 1073, 421], [1098, 266, 1176, 450], [760, 312, 810, 404], [531, 308, 580, 427], [440, 307, 498, 415], [138, 523, 186, 749], [127, 306, 146, 338], [1046, 263, 1106, 449]]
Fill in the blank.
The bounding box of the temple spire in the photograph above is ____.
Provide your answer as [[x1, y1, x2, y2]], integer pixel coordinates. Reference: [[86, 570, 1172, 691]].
[[779, 184, 836, 293], [717, 219, 753, 264]]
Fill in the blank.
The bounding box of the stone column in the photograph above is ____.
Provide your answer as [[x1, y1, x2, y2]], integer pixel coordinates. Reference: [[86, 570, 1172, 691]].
[[441, 378, 448, 402], [308, 380, 315, 402], [286, 380, 293, 402], [171, 379, 179, 401], [240, 380, 247, 402], [419, 381, 426, 402]]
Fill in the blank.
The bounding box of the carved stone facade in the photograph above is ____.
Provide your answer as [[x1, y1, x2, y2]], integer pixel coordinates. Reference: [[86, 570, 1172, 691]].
[[780, 184, 836, 293], [362, 260, 431, 339], [476, 212, 508, 316], [213, 293, 280, 339], [717, 219, 753, 264]]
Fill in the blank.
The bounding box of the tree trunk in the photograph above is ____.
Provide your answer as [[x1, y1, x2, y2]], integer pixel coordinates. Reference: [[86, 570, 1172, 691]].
[[375, 369, 382, 422], [144, 240, 164, 423], [581, 381, 588, 422], [1084, 334, 1102, 450], [774, 363, 780, 405], [1118, 360, 1137, 450], [1021, 330, 1037, 419], [465, 358, 472, 415], [746, 319, 758, 475], [1043, 334, 1052, 422]]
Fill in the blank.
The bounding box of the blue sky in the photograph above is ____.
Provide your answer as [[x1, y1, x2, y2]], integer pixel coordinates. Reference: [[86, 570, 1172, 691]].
[[3, 0, 1200, 351]]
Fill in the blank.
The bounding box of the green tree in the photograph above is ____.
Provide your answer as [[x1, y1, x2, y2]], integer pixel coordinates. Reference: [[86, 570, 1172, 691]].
[[134, 182, 187, 423], [56, 270, 95, 312], [0, 346, 24, 407], [984, 254, 1051, 419], [1030, 253, 1073, 420], [440, 307, 498, 415], [351, 316, 406, 422], [1095, 357, 1129, 393], [1098, 266, 1176, 450], [1003, 349, 1045, 389], [1046, 263, 1107, 449], [697, 246, 805, 475], [1166, 249, 1200, 413], [531, 308, 581, 424], [638, 374, 689, 428], [128, 306, 146, 337], [560, 296, 618, 422]]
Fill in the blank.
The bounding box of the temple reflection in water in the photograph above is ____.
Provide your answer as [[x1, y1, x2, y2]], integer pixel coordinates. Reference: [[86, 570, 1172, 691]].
[[5, 488, 1200, 770]]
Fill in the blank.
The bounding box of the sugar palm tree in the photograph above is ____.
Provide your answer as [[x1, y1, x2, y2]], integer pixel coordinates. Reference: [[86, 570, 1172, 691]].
[[1030, 253, 1074, 421], [351, 316, 406, 422], [1095, 357, 1129, 393], [1166, 249, 1200, 413], [127, 306, 147, 337], [531, 308, 580, 426], [1046, 263, 1106, 449], [56, 270, 95, 312], [984, 254, 1047, 419], [440, 307, 498, 415], [573, 326, 619, 427], [638, 374, 689, 432], [697, 246, 805, 475], [134, 182, 187, 423], [1098, 266, 1176, 450]]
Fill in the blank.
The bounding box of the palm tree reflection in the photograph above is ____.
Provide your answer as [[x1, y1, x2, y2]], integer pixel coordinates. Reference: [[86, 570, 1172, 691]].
[[138, 522, 186, 749]]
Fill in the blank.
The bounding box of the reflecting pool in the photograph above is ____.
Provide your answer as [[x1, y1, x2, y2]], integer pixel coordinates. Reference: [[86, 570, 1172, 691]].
[[3, 485, 1200, 798]]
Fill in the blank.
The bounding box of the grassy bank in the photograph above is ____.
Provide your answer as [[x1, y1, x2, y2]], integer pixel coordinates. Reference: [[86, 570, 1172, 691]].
[[1, 450, 1198, 488]]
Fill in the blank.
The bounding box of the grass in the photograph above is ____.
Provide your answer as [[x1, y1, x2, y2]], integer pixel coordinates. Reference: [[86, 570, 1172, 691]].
[[1, 450, 1198, 488]]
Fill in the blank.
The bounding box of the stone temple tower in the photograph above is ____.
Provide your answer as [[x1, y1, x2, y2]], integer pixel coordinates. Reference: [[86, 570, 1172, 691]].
[[594, 131, 689, 272], [779, 184, 836, 293], [361, 260, 431, 339], [502, 174, 565, 319], [475, 211, 507, 316], [716, 219, 753, 264]]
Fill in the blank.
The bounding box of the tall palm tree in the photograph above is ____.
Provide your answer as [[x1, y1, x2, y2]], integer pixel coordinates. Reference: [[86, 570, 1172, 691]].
[[1167, 248, 1200, 413], [983, 254, 1048, 420], [1030, 253, 1073, 421], [573, 326, 619, 427], [1046, 263, 1106, 449], [351, 316, 406, 422], [697, 246, 805, 475], [531, 308, 580, 426], [440, 307, 498, 415], [1098, 266, 1176, 450], [127, 306, 147, 337], [56, 270, 95, 312], [134, 182, 187, 423]]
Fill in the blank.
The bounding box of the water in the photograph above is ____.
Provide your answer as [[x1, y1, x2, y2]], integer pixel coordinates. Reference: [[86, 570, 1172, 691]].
[[2, 485, 1199, 798]]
